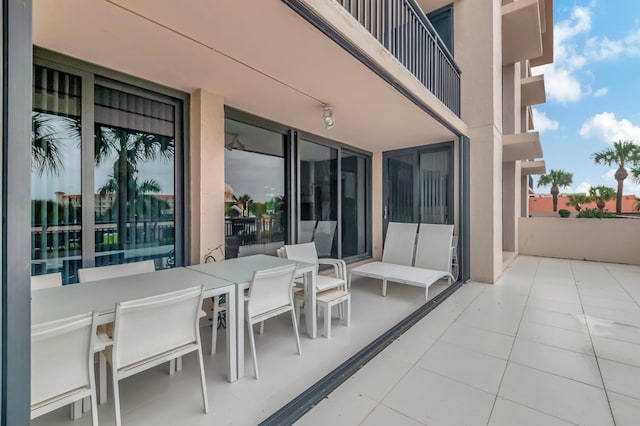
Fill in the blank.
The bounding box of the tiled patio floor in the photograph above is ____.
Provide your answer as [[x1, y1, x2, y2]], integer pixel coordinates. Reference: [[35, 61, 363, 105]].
[[299, 256, 640, 426]]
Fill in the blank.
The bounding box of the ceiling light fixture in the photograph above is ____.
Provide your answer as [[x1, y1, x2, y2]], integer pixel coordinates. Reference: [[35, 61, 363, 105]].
[[322, 106, 335, 130]]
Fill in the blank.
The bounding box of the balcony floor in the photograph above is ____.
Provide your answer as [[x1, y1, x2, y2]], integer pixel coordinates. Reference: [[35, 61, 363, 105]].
[[32, 271, 449, 425], [32, 256, 640, 425], [300, 256, 640, 425]]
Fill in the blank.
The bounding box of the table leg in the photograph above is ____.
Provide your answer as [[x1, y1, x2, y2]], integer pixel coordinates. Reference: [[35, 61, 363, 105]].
[[225, 288, 237, 382], [304, 270, 317, 339], [236, 284, 246, 379]]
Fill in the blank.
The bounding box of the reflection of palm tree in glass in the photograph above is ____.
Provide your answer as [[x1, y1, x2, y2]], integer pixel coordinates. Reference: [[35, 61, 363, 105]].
[[95, 126, 174, 248], [31, 112, 80, 176]]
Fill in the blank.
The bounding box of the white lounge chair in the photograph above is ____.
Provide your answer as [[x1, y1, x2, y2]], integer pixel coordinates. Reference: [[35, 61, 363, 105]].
[[383, 224, 455, 300], [348, 222, 418, 294]]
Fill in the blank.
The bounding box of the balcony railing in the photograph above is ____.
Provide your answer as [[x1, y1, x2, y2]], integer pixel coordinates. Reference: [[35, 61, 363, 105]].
[[336, 0, 461, 116]]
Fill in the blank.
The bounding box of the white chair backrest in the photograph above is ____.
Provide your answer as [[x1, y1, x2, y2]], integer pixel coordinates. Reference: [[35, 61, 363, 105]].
[[31, 312, 96, 407], [452, 235, 459, 260], [381, 222, 418, 265], [313, 221, 337, 257], [299, 220, 317, 243], [414, 224, 454, 272], [247, 264, 297, 318], [78, 260, 155, 283], [31, 272, 62, 291], [112, 286, 204, 370], [284, 243, 319, 272], [276, 247, 286, 258]]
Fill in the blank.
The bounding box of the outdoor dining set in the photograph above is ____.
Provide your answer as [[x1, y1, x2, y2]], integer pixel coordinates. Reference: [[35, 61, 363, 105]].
[[30, 223, 455, 425]]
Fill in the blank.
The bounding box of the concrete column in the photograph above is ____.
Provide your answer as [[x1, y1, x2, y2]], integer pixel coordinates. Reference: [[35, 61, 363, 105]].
[[189, 89, 225, 265], [456, 0, 504, 282], [502, 160, 521, 253], [521, 175, 530, 217]]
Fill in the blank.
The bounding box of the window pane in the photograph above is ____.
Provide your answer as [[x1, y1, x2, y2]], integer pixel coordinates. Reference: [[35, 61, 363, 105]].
[[224, 119, 286, 258], [299, 140, 338, 258], [31, 65, 82, 284], [341, 152, 367, 258], [419, 148, 451, 224], [94, 85, 176, 269], [386, 154, 415, 223]]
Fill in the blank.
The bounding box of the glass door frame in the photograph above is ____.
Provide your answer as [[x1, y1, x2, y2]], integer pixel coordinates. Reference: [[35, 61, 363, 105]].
[[33, 49, 188, 275], [296, 131, 372, 262], [382, 141, 455, 233]]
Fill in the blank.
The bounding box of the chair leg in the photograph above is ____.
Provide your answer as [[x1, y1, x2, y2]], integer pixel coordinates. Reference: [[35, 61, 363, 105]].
[[347, 273, 352, 289], [294, 298, 302, 326], [169, 359, 175, 375], [70, 401, 82, 420], [113, 376, 122, 426], [196, 347, 209, 414], [345, 297, 351, 327], [290, 309, 302, 355], [99, 352, 107, 405], [176, 356, 183, 372], [323, 304, 331, 339], [259, 321, 265, 335], [247, 319, 259, 379], [382, 279, 388, 297], [90, 388, 99, 426], [211, 296, 220, 354]]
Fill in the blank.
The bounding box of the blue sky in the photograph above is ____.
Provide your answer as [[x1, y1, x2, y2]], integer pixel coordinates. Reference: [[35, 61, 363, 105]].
[[532, 0, 640, 196]]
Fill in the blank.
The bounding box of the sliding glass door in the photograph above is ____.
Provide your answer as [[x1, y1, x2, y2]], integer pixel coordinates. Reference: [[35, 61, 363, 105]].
[[341, 150, 368, 258], [383, 143, 454, 232], [31, 60, 185, 284], [224, 119, 287, 257]]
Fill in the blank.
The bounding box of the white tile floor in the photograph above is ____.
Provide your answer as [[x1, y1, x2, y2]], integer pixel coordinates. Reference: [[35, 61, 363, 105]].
[[299, 256, 640, 426], [33, 270, 449, 426]]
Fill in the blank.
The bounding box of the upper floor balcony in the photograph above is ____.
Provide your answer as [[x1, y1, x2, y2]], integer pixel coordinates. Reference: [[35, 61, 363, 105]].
[[333, 0, 461, 116]]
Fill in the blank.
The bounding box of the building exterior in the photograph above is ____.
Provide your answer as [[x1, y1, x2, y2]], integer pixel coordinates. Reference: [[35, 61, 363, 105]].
[[1, 0, 554, 421], [529, 193, 639, 215]]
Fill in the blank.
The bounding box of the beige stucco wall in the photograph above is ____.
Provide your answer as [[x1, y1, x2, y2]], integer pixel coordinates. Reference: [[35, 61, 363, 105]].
[[519, 217, 640, 265], [457, 0, 504, 283], [189, 89, 225, 265]]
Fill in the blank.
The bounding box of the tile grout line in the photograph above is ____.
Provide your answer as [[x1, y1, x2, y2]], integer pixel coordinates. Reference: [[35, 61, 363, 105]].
[[569, 260, 617, 426], [485, 257, 541, 425]]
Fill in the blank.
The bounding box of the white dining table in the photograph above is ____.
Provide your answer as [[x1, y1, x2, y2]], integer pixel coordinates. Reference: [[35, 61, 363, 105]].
[[31, 267, 238, 383], [187, 254, 316, 379]]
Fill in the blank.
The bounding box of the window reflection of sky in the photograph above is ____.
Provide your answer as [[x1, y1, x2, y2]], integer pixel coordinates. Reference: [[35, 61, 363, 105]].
[[225, 149, 284, 203]]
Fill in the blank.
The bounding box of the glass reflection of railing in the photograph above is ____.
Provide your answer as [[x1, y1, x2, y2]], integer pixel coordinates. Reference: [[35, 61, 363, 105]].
[[224, 217, 283, 246]]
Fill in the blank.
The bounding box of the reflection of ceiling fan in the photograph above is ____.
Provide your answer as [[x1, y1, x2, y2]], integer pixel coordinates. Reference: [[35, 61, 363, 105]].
[[225, 133, 246, 151]]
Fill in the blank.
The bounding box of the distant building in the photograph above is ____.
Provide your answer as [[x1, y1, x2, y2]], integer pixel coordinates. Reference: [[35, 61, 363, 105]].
[[54, 191, 175, 216], [529, 194, 638, 214]]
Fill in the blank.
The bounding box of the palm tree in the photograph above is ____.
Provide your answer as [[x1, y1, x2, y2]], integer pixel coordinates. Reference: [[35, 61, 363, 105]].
[[592, 140, 640, 214], [566, 194, 591, 212], [589, 185, 616, 209], [95, 126, 174, 248], [537, 169, 573, 212]]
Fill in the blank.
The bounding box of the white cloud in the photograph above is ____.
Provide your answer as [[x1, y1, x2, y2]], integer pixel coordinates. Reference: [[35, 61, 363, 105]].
[[585, 28, 640, 61], [533, 6, 593, 104], [531, 108, 559, 132], [574, 181, 592, 194], [593, 87, 608, 97], [579, 112, 640, 143]]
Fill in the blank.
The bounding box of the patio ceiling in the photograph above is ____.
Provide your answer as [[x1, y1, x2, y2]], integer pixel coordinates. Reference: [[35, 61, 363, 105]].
[[33, 0, 463, 153]]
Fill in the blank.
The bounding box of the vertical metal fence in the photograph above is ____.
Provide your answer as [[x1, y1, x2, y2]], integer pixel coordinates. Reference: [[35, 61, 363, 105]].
[[336, 0, 461, 116]]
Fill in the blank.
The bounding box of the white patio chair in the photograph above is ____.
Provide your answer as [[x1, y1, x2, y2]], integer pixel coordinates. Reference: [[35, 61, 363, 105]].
[[31, 312, 99, 425], [299, 220, 317, 243], [30, 272, 63, 290], [383, 224, 455, 300], [348, 222, 418, 295], [108, 286, 209, 426], [245, 264, 301, 379], [451, 235, 459, 280], [284, 242, 346, 293], [77, 260, 157, 404]]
